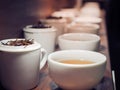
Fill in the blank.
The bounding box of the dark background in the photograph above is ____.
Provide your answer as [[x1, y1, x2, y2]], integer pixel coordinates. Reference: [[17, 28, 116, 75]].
[[0, 0, 76, 40], [105, 0, 120, 89]]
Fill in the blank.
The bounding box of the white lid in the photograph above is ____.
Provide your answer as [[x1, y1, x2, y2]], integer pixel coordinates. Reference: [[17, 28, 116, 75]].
[[0, 39, 41, 52]]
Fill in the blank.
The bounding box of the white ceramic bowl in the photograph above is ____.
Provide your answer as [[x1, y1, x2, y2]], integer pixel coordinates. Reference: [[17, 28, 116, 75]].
[[84, 2, 100, 9], [60, 8, 79, 15], [66, 22, 100, 34], [74, 16, 102, 25], [23, 25, 57, 54], [48, 50, 107, 90], [58, 33, 100, 51], [79, 8, 101, 17]]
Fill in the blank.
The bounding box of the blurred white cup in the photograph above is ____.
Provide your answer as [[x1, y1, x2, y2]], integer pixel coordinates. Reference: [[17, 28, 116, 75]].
[[23, 25, 57, 54], [58, 33, 100, 51], [66, 22, 100, 34], [48, 50, 107, 90], [41, 17, 67, 44]]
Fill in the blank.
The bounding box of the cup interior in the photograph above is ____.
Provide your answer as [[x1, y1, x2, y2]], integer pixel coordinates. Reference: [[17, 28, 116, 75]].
[[48, 50, 106, 67], [59, 33, 100, 42]]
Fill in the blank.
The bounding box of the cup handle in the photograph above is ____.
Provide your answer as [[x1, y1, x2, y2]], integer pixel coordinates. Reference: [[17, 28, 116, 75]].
[[40, 48, 48, 70]]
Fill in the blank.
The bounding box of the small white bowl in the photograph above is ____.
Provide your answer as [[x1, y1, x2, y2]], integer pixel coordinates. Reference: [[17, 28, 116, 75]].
[[84, 2, 100, 8], [48, 50, 107, 90], [51, 11, 76, 23], [58, 33, 100, 51], [79, 7, 101, 17], [66, 22, 100, 34]]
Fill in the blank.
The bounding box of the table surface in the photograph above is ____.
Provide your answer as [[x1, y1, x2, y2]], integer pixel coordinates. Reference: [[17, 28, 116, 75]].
[[0, 13, 114, 90]]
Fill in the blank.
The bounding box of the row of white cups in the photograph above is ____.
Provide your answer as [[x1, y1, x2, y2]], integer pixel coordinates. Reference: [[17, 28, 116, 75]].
[[0, 2, 107, 90], [23, 2, 102, 54]]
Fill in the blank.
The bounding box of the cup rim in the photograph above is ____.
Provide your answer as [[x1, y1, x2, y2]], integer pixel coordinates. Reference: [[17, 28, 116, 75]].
[[67, 22, 100, 30], [74, 17, 102, 24], [58, 33, 100, 43], [48, 50, 107, 67], [0, 38, 41, 52], [52, 11, 76, 18], [23, 25, 57, 33], [41, 18, 67, 23]]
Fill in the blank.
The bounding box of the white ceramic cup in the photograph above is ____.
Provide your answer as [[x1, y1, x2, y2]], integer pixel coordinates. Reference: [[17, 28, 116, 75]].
[[23, 25, 57, 54], [79, 2, 101, 18], [58, 33, 100, 51], [60, 8, 79, 16], [66, 22, 100, 34], [0, 38, 47, 90], [74, 16, 102, 25], [48, 50, 107, 90], [79, 7, 101, 18], [41, 18, 67, 44], [51, 11, 76, 23]]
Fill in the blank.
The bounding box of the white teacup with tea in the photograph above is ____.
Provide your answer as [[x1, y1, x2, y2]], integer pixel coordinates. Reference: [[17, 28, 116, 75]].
[[0, 38, 47, 90], [41, 16, 67, 45], [48, 50, 107, 90]]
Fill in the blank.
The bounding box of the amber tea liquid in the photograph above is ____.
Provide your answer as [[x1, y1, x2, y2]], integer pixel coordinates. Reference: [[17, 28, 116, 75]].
[[59, 60, 94, 64]]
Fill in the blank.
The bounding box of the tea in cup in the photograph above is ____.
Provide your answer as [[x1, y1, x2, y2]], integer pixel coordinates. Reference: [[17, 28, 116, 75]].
[[0, 38, 47, 90], [48, 50, 107, 90]]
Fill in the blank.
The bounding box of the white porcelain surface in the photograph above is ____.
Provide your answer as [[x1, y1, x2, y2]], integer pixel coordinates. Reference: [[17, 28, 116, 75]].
[[23, 25, 57, 54], [51, 11, 76, 23], [79, 8, 101, 17], [60, 8, 79, 15], [58, 33, 100, 51], [79, 2, 101, 17], [48, 50, 107, 90], [0, 39, 47, 90], [66, 22, 100, 34], [0, 38, 40, 52], [84, 2, 100, 9], [74, 16, 102, 24], [41, 18, 67, 44]]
